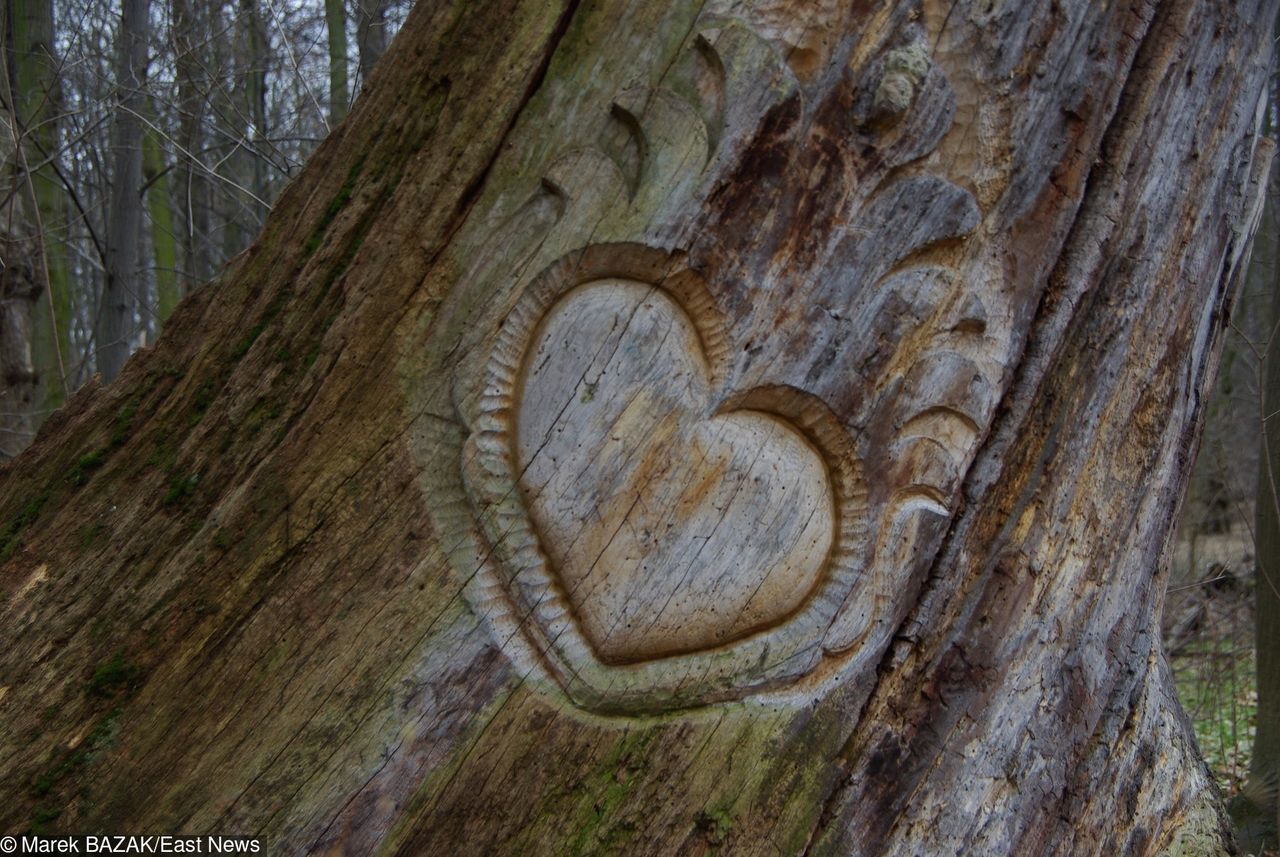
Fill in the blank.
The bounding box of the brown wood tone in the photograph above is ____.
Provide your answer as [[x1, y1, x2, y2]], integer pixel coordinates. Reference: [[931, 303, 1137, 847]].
[[0, 0, 1274, 853]]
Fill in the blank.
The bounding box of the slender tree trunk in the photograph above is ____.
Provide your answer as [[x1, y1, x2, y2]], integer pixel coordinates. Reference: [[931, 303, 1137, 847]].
[[143, 125, 180, 323], [1240, 63, 1280, 847], [10, 0, 70, 411], [170, 0, 213, 287], [324, 0, 348, 123], [0, 160, 39, 460], [0, 5, 40, 459], [215, 0, 259, 264], [355, 0, 388, 86], [240, 0, 268, 228], [0, 1, 1273, 853], [96, 0, 148, 381]]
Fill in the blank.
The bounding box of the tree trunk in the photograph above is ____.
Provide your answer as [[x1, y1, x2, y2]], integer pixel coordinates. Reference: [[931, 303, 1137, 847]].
[[355, 0, 388, 86], [10, 0, 71, 413], [240, 0, 269, 228], [96, 0, 148, 381], [324, 0, 349, 124], [1240, 74, 1280, 852], [170, 0, 214, 287], [0, 22, 41, 460], [0, 1, 1273, 853], [144, 124, 181, 323]]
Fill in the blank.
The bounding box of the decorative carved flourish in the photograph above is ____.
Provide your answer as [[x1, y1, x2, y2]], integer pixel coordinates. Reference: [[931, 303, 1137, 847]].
[[438, 20, 1004, 713]]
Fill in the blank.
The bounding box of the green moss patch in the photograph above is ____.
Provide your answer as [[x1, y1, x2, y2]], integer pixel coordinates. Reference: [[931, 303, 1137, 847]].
[[0, 492, 49, 561], [86, 652, 141, 699], [304, 155, 367, 258]]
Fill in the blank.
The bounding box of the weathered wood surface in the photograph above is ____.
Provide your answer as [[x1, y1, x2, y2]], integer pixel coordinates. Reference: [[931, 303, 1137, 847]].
[[0, 0, 1274, 853]]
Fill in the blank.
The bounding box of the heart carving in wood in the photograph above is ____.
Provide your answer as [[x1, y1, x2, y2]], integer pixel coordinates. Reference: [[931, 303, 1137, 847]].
[[517, 279, 833, 663], [463, 245, 868, 712]]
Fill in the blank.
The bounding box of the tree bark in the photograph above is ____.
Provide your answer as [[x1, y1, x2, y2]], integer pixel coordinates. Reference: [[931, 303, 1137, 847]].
[[144, 124, 181, 323], [169, 0, 214, 287], [96, 0, 148, 381], [9, 0, 71, 412], [355, 0, 388, 86], [240, 0, 269, 228], [324, 0, 349, 124], [1240, 76, 1280, 852], [0, 1, 1273, 854], [0, 20, 41, 460]]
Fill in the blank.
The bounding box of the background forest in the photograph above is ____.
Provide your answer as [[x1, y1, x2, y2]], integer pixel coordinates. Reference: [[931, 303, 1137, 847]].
[[0, 0, 411, 457], [1, 0, 1278, 845]]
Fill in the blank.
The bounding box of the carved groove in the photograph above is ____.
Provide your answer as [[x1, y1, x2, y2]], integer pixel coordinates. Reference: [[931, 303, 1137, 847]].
[[462, 245, 868, 712], [438, 19, 1006, 713]]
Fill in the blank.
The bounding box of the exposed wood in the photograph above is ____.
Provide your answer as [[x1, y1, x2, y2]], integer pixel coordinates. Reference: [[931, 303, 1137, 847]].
[[0, 0, 1274, 853]]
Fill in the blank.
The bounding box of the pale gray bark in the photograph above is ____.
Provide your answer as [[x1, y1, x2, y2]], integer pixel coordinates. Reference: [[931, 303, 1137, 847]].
[[96, 0, 148, 382], [170, 0, 214, 286], [355, 0, 389, 84]]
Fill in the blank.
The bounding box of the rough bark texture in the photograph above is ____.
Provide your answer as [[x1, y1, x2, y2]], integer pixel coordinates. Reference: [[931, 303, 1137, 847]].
[[0, 0, 1274, 854]]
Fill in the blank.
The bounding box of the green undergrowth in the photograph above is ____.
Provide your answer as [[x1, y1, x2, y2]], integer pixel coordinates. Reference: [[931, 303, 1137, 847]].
[[1172, 639, 1257, 793]]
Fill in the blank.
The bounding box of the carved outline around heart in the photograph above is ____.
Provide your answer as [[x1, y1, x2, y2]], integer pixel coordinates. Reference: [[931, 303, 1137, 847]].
[[463, 244, 868, 712]]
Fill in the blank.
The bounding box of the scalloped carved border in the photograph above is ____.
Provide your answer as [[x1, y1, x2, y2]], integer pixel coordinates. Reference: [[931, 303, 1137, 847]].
[[461, 244, 869, 712]]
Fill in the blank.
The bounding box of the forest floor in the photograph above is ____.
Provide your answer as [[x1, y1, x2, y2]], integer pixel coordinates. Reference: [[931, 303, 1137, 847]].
[[1164, 527, 1258, 794]]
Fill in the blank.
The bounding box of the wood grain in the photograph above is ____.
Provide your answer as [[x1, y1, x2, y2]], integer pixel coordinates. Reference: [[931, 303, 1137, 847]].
[[0, 0, 1272, 853]]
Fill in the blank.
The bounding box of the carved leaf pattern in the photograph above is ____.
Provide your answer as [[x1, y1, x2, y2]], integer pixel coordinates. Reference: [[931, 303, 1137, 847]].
[[452, 17, 1006, 711]]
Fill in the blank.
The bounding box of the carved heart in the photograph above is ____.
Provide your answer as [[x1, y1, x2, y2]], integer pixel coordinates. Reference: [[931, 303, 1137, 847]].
[[516, 279, 834, 664], [461, 245, 867, 711]]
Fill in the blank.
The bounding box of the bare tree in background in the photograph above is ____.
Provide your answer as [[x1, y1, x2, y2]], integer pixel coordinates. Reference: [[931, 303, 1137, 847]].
[[8, 0, 72, 416], [0, 0, 414, 448], [322, 0, 347, 122], [354, 0, 386, 83], [0, 1, 1273, 852], [1229, 49, 1280, 852], [97, 0, 148, 381], [0, 2, 42, 459]]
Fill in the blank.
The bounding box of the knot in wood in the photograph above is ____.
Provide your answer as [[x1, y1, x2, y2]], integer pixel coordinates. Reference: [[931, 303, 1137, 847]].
[[872, 43, 930, 120]]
